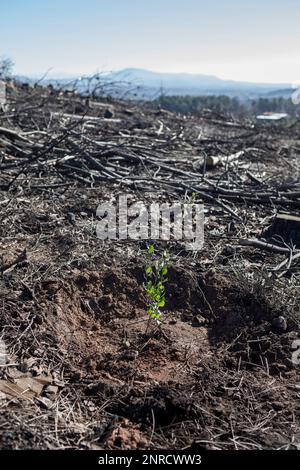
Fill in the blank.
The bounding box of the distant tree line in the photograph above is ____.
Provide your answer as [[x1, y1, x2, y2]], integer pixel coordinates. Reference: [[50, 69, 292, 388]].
[[155, 94, 299, 117]]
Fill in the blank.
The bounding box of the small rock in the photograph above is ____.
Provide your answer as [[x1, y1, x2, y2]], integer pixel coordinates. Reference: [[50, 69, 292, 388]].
[[192, 314, 206, 327], [123, 340, 131, 349], [272, 316, 287, 332], [104, 109, 114, 119]]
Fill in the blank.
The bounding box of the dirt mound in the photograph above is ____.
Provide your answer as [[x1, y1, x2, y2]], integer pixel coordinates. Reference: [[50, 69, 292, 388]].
[[1, 259, 299, 450], [4, 265, 298, 449]]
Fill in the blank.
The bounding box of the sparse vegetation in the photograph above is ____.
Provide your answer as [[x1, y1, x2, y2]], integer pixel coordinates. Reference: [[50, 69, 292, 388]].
[[145, 244, 168, 322], [0, 57, 14, 79]]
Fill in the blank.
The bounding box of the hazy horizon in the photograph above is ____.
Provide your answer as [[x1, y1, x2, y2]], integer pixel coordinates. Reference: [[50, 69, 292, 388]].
[[1, 0, 300, 84], [14, 67, 294, 87]]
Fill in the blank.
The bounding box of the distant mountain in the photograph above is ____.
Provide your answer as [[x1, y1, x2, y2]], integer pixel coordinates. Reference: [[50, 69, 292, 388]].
[[108, 68, 292, 99], [15, 68, 294, 100]]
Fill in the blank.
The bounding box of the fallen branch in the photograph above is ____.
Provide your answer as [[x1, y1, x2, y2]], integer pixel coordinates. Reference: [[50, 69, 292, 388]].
[[239, 238, 298, 254]]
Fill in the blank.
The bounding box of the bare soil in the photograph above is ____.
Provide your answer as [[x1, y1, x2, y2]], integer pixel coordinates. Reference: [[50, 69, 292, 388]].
[[0, 82, 299, 450]]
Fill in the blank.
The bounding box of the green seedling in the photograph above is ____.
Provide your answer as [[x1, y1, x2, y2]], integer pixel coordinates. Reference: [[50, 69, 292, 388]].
[[145, 244, 168, 322]]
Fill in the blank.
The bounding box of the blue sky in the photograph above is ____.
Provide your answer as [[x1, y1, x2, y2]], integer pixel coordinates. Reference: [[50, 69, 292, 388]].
[[1, 0, 299, 83]]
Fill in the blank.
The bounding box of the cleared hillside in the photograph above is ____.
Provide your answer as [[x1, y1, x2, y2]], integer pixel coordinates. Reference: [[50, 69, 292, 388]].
[[0, 82, 299, 450]]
